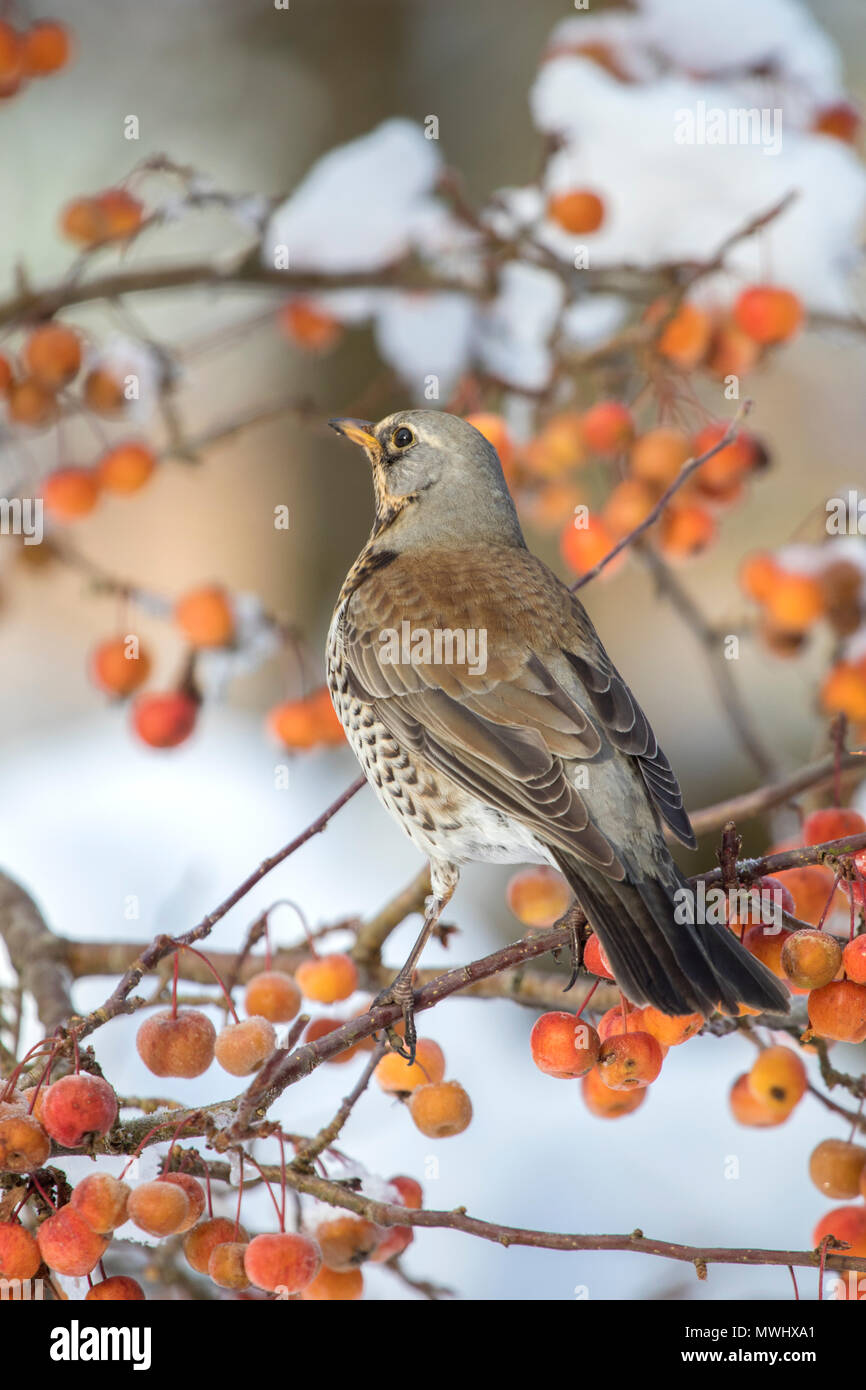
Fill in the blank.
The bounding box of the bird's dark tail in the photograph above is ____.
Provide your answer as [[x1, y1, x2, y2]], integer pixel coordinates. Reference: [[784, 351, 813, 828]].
[[554, 856, 790, 1017]]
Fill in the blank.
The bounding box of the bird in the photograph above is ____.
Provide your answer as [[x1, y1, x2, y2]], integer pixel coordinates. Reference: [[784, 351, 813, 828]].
[[327, 409, 789, 1056]]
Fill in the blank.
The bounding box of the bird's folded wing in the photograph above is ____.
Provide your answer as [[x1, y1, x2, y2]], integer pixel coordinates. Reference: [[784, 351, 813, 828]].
[[337, 547, 695, 872]]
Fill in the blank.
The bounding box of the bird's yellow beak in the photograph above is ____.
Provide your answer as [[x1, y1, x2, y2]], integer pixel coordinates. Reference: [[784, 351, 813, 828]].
[[329, 418, 378, 451]]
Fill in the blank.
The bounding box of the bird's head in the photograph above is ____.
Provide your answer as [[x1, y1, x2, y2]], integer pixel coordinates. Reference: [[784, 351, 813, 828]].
[[329, 409, 525, 549]]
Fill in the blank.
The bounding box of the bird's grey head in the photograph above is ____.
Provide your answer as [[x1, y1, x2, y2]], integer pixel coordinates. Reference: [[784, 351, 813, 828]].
[[329, 409, 525, 550]]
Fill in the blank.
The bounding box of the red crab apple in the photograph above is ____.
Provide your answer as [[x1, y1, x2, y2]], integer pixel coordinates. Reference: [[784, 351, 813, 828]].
[[85, 1277, 145, 1301], [41, 1073, 117, 1149], [37, 1206, 108, 1277]]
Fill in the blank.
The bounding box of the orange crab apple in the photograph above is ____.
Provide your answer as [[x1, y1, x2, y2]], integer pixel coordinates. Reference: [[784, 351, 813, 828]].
[[808, 980, 866, 1043], [809, 1139, 866, 1200], [0, 1112, 50, 1172], [316, 1216, 382, 1271], [82, 365, 127, 412], [741, 924, 791, 979], [530, 1012, 600, 1078], [174, 585, 234, 648], [41, 465, 100, 519], [812, 101, 861, 142], [706, 319, 760, 379], [23, 323, 82, 389], [603, 478, 657, 540], [86, 1276, 146, 1301], [821, 661, 866, 723], [37, 1206, 108, 1277], [208, 1241, 250, 1290], [127, 1180, 190, 1238], [733, 286, 803, 345], [746, 1045, 807, 1112], [20, 21, 72, 75], [8, 378, 57, 428], [278, 299, 342, 352], [781, 929, 843, 990], [639, 1006, 703, 1047], [97, 441, 156, 494], [581, 1067, 646, 1118], [301, 1266, 363, 1300], [526, 412, 586, 477], [580, 400, 634, 454], [596, 1031, 662, 1089], [629, 427, 690, 487], [506, 866, 571, 928], [729, 1073, 789, 1127], [295, 952, 358, 1004], [157, 1173, 205, 1232], [654, 300, 712, 369], [739, 551, 780, 602], [409, 1080, 473, 1137], [560, 512, 622, 578], [214, 1016, 277, 1076], [70, 1173, 130, 1233], [184, 1217, 247, 1274], [812, 1206, 866, 1260], [244, 1232, 321, 1294], [547, 189, 605, 234], [90, 636, 151, 697], [244, 970, 301, 1023], [660, 503, 716, 558], [0, 21, 21, 88], [98, 188, 145, 239], [268, 688, 345, 750], [691, 423, 761, 496], [375, 1038, 445, 1093], [0, 1222, 40, 1280], [136, 1007, 216, 1077], [842, 936, 866, 985]]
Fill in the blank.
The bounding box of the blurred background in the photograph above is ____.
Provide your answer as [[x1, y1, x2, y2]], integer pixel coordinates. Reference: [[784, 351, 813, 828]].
[[1, 0, 865, 1301]]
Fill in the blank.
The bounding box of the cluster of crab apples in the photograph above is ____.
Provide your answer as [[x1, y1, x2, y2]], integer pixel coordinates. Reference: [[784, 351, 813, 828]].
[[89, 584, 343, 754], [463, 395, 769, 582], [0, 16, 70, 99], [0, 1062, 424, 1301], [0, 946, 450, 1299], [511, 802, 866, 1123]]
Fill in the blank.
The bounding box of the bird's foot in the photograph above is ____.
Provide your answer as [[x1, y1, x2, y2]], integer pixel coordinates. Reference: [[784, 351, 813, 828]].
[[553, 904, 588, 992], [371, 971, 419, 1063]]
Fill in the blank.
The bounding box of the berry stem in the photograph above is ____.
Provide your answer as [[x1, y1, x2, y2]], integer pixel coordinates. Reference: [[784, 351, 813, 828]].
[[171, 941, 240, 1022], [575, 976, 600, 1020]]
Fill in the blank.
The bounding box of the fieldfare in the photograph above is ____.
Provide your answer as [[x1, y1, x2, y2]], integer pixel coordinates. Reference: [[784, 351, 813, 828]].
[[328, 410, 788, 1056]]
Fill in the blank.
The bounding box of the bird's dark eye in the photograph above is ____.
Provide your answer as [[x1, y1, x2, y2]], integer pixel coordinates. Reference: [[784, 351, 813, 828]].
[[392, 426, 414, 449]]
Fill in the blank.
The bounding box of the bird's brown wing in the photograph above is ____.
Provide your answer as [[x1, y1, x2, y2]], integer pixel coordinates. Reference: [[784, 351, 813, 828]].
[[337, 545, 694, 875]]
